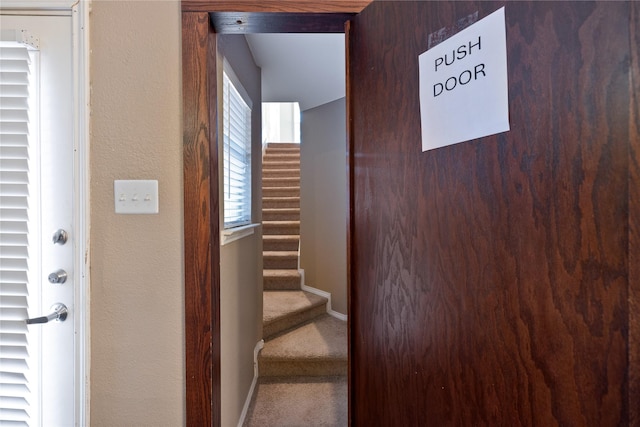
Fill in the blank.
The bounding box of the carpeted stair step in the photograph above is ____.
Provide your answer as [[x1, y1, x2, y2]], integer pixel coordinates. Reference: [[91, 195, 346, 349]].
[[243, 376, 347, 427], [263, 208, 300, 221], [262, 176, 300, 186], [263, 160, 300, 170], [263, 220, 300, 235], [263, 235, 299, 251], [262, 169, 300, 178], [265, 142, 299, 149], [259, 314, 347, 377], [265, 147, 300, 153], [264, 153, 300, 162], [263, 197, 300, 209], [263, 186, 300, 197], [263, 290, 327, 339], [263, 251, 298, 269], [263, 269, 302, 290]]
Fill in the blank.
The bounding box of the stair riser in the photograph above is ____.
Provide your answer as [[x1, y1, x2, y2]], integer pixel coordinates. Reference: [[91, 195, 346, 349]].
[[263, 198, 299, 208], [263, 162, 300, 170], [263, 275, 301, 290], [262, 170, 300, 178], [262, 178, 300, 186], [264, 257, 298, 270], [264, 154, 300, 162], [263, 188, 300, 197], [263, 240, 299, 251], [258, 359, 348, 377], [263, 210, 300, 221], [263, 304, 326, 339], [265, 147, 299, 153], [263, 225, 300, 235], [263, 214, 299, 222], [266, 143, 299, 149]]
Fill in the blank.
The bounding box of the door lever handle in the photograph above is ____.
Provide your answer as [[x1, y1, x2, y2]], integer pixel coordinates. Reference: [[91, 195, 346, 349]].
[[26, 303, 68, 324]]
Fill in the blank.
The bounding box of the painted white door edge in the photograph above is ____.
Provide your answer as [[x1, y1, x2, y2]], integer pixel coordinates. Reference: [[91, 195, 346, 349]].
[[71, 1, 90, 426]]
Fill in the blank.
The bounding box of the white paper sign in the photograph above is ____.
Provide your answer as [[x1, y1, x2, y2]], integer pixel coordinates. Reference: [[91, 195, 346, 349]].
[[419, 7, 509, 152]]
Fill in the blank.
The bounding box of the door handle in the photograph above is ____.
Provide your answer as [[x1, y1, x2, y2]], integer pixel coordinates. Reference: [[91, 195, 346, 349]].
[[26, 303, 68, 324]]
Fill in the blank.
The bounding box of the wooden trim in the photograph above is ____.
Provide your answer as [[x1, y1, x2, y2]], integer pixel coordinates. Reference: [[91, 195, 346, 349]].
[[182, 0, 370, 13], [629, 2, 640, 425], [344, 16, 355, 427], [182, 11, 220, 427], [210, 12, 355, 33]]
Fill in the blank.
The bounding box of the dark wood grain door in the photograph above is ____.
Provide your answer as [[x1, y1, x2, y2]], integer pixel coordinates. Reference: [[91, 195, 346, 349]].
[[348, 1, 637, 425]]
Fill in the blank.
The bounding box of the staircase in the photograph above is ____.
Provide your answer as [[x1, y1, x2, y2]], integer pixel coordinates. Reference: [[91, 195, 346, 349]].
[[243, 142, 347, 426]]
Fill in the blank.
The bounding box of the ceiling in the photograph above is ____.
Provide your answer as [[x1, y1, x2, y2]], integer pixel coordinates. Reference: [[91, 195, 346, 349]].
[[245, 33, 345, 111]]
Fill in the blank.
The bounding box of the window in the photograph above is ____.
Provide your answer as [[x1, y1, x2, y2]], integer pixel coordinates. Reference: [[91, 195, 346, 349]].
[[222, 68, 252, 229]]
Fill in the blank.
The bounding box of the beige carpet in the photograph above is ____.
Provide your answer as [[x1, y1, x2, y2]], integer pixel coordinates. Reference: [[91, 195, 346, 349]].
[[259, 314, 347, 377], [243, 376, 347, 427]]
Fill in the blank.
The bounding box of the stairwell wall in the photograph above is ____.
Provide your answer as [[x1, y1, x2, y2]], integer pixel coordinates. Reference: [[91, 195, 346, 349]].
[[300, 98, 348, 315], [217, 35, 263, 427]]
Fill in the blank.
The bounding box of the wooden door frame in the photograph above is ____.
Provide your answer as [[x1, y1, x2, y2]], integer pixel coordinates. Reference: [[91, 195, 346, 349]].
[[181, 2, 369, 425]]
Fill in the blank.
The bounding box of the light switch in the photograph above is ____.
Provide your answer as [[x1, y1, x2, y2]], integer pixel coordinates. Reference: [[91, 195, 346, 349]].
[[114, 180, 159, 214]]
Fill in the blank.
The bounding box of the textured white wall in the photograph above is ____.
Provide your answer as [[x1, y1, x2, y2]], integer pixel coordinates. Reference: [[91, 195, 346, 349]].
[[90, 1, 184, 425]]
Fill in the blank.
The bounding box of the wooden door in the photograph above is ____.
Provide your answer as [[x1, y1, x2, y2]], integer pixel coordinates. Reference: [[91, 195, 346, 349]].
[[348, 1, 638, 425]]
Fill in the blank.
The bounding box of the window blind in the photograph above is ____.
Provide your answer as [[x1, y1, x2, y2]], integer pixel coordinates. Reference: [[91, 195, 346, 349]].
[[0, 43, 34, 427], [222, 71, 252, 229]]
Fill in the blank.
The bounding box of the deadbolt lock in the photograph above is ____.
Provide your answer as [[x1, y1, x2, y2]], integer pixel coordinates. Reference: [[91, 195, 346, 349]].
[[48, 269, 68, 284], [52, 229, 68, 245]]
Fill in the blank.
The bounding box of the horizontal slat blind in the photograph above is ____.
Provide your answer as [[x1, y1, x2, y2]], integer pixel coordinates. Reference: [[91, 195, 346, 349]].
[[222, 71, 252, 229], [0, 43, 33, 427]]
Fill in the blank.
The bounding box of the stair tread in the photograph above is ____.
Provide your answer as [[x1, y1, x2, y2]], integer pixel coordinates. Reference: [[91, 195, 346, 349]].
[[264, 155, 300, 159], [264, 161, 300, 165], [262, 181, 300, 186], [261, 314, 347, 360], [244, 377, 346, 427], [263, 290, 327, 324], [263, 176, 300, 180], [266, 142, 299, 147], [263, 251, 299, 258], [263, 196, 300, 200], [263, 220, 300, 225], [263, 235, 299, 240]]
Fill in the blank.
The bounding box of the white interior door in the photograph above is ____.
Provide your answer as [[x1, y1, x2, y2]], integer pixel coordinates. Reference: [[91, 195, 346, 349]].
[[1, 12, 76, 427]]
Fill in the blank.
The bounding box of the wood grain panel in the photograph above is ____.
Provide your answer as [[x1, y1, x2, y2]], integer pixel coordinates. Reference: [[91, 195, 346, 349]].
[[182, 11, 220, 427], [182, 0, 370, 13], [629, 2, 640, 425], [349, 2, 631, 424]]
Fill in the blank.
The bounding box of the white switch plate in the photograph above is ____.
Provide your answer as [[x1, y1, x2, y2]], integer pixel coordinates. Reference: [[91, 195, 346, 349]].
[[114, 180, 159, 214]]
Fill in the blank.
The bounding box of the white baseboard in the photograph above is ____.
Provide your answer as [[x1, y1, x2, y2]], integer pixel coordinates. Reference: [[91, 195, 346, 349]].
[[237, 340, 264, 427], [299, 269, 348, 322]]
